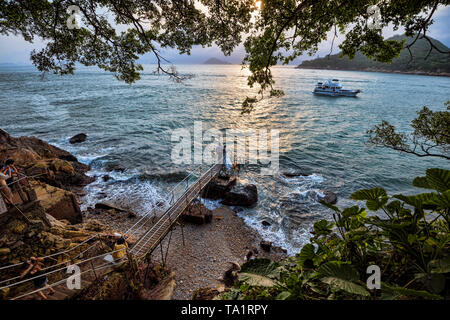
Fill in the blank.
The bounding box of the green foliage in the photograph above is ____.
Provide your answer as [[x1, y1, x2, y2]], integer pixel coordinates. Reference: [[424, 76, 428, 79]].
[[318, 262, 370, 297], [220, 168, 450, 300], [238, 259, 283, 287], [368, 102, 450, 160], [298, 34, 450, 75]]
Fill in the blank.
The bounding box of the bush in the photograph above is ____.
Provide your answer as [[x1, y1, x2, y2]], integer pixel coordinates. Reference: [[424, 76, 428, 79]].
[[220, 168, 450, 300]]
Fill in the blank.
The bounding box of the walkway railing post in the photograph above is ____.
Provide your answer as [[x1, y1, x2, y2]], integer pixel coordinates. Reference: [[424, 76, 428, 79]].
[[181, 222, 185, 246], [90, 260, 98, 281]]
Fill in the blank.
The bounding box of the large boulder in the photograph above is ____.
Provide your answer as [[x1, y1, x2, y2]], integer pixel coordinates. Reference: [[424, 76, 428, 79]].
[[281, 170, 309, 178], [94, 202, 137, 218], [221, 184, 258, 207], [201, 178, 236, 200], [182, 202, 212, 225], [33, 182, 83, 224], [260, 240, 272, 252], [321, 191, 338, 205], [69, 133, 87, 144]]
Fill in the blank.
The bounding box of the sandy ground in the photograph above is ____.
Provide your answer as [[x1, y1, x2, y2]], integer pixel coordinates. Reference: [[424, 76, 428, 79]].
[[152, 206, 287, 300], [84, 205, 287, 300]]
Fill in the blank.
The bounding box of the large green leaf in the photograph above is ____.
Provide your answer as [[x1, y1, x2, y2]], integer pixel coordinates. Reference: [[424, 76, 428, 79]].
[[429, 256, 450, 274], [318, 261, 359, 281], [342, 206, 364, 217], [381, 282, 442, 300], [425, 168, 450, 193], [238, 259, 282, 287], [424, 190, 450, 209], [240, 258, 280, 276], [350, 188, 387, 201], [393, 193, 437, 208], [317, 261, 369, 296], [313, 219, 334, 236], [366, 197, 389, 211], [297, 243, 316, 267], [321, 277, 370, 297], [414, 273, 446, 294], [238, 273, 277, 287], [275, 291, 291, 300], [412, 176, 431, 189]]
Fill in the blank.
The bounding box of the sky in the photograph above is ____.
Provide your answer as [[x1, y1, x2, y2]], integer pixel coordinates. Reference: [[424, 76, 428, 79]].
[[0, 4, 449, 66]]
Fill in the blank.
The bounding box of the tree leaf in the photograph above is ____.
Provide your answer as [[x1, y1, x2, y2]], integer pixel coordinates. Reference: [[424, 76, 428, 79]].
[[276, 291, 291, 300], [424, 190, 450, 209], [425, 168, 450, 192], [350, 188, 387, 201], [366, 197, 389, 211], [297, 243, 316, 267], [393, 193, 437, 208], [317, 261, 360, 282], [381, 282, 442, 300], [342, 206, 364, 217], [413, 176, 431, 189], [238, 273, 276, 287], [318, 261, 369, 296], [240, 258, 280, 277], [321, 277, 370, 297], [238, 259, 282, 287], [429, 256, 450, 274], [313, 219, 334, 236]]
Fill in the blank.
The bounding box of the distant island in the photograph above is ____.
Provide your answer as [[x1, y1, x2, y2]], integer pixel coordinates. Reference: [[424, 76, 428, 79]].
[[203, 58, 231, 65], [297, 34, 450, 77]]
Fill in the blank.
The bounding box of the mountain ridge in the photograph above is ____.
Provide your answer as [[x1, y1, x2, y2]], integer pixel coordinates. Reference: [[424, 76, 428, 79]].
[[297, 34, 450, 77], [203, 58, 231, 65]]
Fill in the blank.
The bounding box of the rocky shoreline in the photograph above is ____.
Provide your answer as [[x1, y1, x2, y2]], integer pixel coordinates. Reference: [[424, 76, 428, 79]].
[[0, 130, 287, 300], [295, 65, 450, 77]]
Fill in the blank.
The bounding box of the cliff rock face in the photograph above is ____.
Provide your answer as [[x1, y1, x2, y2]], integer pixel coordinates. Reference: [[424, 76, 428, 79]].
[[33, 182, 82, 224], [0, 129, 94, 190], [0, 201, 104, 269]]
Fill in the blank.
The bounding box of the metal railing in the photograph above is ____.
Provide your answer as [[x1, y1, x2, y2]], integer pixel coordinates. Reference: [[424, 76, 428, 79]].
[[1, 163, 221, 300]]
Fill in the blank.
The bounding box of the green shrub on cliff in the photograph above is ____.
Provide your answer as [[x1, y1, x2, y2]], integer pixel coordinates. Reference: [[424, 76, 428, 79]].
[[220, 168, 450, 300]]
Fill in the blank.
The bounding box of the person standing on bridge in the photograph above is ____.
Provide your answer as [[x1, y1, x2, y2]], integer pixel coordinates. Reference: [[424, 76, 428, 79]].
[[112, 237, 128, 261]]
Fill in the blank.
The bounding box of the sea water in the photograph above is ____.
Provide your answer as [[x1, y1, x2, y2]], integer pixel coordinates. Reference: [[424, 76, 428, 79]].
[[0, 64, 448, 255]]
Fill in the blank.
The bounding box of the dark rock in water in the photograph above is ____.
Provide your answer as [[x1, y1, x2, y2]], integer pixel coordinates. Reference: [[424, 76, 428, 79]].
[[69, 133, 87, 144], [282, 170, 309, 178], [261, 220, 271, 227], [201, 178, 236, 200], [102, 175, 111, 182], [234, 207, 243, 213], [218, 173, 231, 180], [105, 163, 126, 172], [322, 191, 338, 205], [260, 240, 272, 252], [222, 184, 258, 207]]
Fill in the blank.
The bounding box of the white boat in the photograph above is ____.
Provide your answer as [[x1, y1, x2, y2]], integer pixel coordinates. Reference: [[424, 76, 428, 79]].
[[313, 79, 360, 97]]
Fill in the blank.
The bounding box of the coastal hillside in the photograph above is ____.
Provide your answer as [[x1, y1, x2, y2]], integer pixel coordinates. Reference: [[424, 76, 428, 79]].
[[203, 58, 231, 65], [297, 34, 450, 76]]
